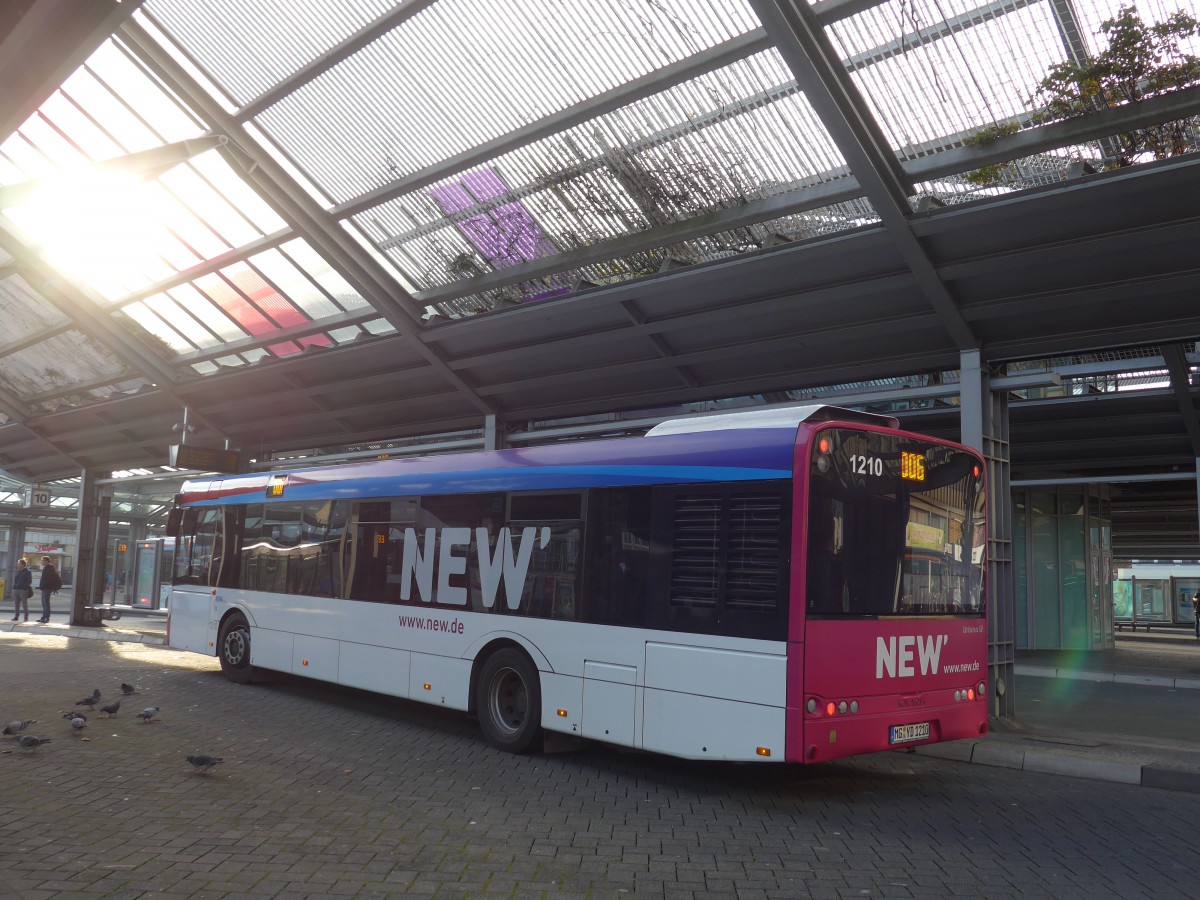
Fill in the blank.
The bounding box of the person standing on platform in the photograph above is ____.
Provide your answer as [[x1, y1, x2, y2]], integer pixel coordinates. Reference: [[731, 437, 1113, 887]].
[[11, 559, 32, 621], [1192, 588, 1200, 641], [36, 556, 61, 624]]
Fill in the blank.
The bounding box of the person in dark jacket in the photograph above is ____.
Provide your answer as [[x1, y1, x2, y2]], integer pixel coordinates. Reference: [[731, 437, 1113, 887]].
[[11, 559, 32, 621], [36, 556, 61, 624]]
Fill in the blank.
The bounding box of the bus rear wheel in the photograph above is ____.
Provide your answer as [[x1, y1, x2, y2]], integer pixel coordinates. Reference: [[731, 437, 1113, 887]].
[[476, 648, 542, 753], [218, 612, 254, 684]]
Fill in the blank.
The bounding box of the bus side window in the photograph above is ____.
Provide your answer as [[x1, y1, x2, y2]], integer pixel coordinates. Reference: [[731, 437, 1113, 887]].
[[584, 487, 651, 627], [174, 508, 221, 585]]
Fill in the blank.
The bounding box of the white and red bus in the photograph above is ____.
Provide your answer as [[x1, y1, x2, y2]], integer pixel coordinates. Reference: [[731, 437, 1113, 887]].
[[165, 405, 988, 763]]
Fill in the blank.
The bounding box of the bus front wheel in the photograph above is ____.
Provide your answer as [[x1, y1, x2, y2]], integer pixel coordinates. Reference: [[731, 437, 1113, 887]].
[[476, 648, 542, 753], [218, 612, 254, 684]]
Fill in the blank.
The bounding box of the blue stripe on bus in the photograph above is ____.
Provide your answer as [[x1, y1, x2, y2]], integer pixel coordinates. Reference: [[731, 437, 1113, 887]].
[[185, 464, 793, 506]]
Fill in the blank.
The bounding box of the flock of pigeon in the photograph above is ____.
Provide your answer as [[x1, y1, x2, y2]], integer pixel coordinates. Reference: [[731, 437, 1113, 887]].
[[3, 682, 224, 775]]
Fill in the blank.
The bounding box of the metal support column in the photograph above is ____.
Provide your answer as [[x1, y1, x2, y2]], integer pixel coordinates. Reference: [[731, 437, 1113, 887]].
[[71, 469, 102, 625], [5, 522, 25, 580], [961, 350, 1015, 719], [483, 414, 507, 451], [90, 489, 113, 609]]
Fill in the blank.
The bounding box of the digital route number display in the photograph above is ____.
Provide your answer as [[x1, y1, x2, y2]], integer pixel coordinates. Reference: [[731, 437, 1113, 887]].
[[900, 450, 926, 482], [847, 450, 927, 482]]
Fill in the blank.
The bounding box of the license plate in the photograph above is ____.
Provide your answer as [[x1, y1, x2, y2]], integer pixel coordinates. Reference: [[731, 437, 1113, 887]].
[[890, 722, 930, 745]]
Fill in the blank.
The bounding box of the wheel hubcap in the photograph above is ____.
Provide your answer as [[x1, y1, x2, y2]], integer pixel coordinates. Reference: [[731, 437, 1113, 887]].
[[225, 629, 247, 666], [487, 667, 527, 736]]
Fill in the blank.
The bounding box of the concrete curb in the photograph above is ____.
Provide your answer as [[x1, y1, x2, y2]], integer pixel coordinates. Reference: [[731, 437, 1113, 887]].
[[1015, 663, 1200, 691], [0, 621, 166, 645], [918, 738, 1200, 794]]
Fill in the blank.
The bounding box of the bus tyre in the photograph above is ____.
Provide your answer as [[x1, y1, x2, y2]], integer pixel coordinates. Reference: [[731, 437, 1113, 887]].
[[218, 613, 254, 684], [476, 648, 542, 753]]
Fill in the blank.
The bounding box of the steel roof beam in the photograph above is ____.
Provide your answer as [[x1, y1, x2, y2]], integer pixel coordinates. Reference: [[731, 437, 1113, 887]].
[[228, 0, 438, 123], [1162, 343, 1200, 458], [0, 0, 142, 141], [0, 221, 180, 387], [0, 218, 233, 448], [749, 0, 976, 351], [120, 19, 495, 419]]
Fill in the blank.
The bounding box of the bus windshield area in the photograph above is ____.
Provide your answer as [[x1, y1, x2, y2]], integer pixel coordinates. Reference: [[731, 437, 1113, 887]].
[[806, 429, 986, 618]]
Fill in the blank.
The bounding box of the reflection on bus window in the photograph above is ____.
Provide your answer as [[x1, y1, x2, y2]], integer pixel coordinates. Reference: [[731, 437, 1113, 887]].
[[807, 430, 985, 618]]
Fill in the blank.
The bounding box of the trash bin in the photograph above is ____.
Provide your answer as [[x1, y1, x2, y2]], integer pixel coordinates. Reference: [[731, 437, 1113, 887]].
[[79, 607, 104, 627]]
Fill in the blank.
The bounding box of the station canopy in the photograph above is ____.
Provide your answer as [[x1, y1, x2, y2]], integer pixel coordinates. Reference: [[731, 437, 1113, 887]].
[[0, 0, 1198, 518]]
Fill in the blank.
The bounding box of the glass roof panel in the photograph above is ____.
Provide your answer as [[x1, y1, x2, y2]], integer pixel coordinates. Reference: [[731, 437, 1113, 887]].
[[276, 239, 370, 310], [353, 48, 847, 299], [1, 40, 287, 303], [249, 0, 761, 204], [0, 274, 71, 336], [144, 285, 227, 351], [434, 196, 879, 317], [183, 150, 289, 237], [82, 41, 206, 144], [829, 0, 1068, 154], [142, 0, 405, 107], [1072, 0, 1200, 55], [0, 331, 128, 402], [247, 248, 345, 320]]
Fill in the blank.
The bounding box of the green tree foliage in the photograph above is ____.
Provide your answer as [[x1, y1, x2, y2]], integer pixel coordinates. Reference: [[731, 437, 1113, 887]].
[[965, 6, 1199, 185]]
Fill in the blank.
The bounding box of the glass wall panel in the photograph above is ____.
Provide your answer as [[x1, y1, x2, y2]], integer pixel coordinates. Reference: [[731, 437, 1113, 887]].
[[1032, 495, 1060, 647], [1134, 580, 1169, 622], [1060, 515, 1087, 649]]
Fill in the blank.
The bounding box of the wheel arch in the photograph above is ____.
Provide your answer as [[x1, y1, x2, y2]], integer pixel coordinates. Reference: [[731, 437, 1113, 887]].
[[467, 636, 546, 716], [215, 605, 253, 639]]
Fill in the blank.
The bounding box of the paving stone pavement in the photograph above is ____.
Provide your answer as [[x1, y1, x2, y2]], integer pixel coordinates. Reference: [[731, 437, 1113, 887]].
[[1, 629, 1196, 899]]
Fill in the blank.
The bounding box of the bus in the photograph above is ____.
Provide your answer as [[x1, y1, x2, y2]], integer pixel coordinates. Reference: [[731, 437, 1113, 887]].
[[165, 405, 988, 763]]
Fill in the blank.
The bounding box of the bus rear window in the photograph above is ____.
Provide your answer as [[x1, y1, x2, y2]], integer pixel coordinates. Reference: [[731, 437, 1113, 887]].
[[806, 429, 985, 618]]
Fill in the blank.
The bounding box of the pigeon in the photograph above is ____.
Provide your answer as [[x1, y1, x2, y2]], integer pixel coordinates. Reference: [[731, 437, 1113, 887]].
[[186, 755, 223, 775], [68, 716, 87, 733], [120, 683, 137, 695], [3, 719, 36, 736], [61, 711, 86, 722], [75, 689, 101, 708], [136, 707, 159, 723], [17, 735, 51, 750], [98, 699, 122, 717]]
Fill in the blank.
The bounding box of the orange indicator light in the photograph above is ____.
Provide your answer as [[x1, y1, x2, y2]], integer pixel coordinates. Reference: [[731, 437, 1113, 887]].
[[556, 709, 568, 717], [818, 436, 831, 454], [302, 660, 308, 666], [967, 688, 975, 701], [423, 683, 431, 691], [756, 747, 771, 757], [826, 702, 836, 717]]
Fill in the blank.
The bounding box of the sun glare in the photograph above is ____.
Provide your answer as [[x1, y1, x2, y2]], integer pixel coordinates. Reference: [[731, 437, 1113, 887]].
[[4, 167, 174, 298]]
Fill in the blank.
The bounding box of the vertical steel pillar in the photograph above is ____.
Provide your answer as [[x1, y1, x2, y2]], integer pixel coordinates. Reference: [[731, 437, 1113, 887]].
[[961, 350, 1015, 719], [71, 469, 102, 624], [483, 414, 506, 451], [90, 490, 113, 608]]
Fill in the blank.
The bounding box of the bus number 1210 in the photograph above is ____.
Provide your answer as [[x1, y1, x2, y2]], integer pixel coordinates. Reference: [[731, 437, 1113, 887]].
[[849, 454, 883, 477]]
